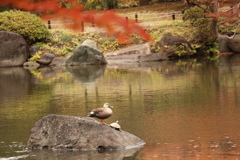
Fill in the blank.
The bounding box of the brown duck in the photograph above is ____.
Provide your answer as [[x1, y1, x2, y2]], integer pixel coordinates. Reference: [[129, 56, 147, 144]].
[[88, 103, 113, 124]]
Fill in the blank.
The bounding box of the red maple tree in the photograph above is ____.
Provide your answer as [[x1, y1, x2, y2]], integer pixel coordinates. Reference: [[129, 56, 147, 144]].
[[0, 0, 152, 42], [185, 0, 240, 39]]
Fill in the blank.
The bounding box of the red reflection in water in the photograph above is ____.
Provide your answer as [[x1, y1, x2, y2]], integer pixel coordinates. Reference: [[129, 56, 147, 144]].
[[137, 138, 240, 160]]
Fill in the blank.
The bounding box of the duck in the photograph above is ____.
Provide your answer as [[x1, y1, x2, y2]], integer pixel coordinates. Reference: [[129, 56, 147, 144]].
[[88, 103, 113, 124]]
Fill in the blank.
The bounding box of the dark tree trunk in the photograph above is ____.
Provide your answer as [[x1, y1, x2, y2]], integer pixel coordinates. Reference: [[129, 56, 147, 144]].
[[139, 0, 150, 6], [209, 0, 219, 40], [185, 0, 196, 7]]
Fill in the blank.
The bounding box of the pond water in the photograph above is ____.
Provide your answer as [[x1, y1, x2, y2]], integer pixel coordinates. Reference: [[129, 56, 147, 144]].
[[1, 55, 240, 160]]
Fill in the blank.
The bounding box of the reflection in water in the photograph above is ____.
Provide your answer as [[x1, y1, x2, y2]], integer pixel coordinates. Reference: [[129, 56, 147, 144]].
[[29, 147, 141, 160], [65, 65, 106, 84], [0, 67, 34, 101], [1, 56, 240, 159]]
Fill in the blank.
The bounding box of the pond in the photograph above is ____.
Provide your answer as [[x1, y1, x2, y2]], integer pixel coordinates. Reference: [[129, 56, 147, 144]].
[[1, 55, 240, 160]]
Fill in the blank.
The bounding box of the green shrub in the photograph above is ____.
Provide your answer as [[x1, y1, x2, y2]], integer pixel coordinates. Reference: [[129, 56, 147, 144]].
[[83, 0, 118, 10], [84, 0, 106, 10], [0, 10, 51, 44], [183, 6, 211, 43], [118, 0, 138, 8]]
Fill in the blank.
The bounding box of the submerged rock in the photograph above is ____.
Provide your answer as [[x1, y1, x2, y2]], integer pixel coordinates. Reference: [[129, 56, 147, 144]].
[[27, 114, 145, 150]]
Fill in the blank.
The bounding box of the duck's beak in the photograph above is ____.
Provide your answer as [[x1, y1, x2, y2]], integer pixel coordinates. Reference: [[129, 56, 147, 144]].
[[109, 105, 113, 108]]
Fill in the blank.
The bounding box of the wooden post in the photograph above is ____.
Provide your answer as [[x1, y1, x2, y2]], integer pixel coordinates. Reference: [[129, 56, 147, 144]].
[[81, 21, 84, 32], [182, 10, 185, 20], [92, 17, 95, 27], [48, 20, 51, 29], [172, 14, 175, 20], [230, 5, 233, 14], [135, 13, 138, 23]]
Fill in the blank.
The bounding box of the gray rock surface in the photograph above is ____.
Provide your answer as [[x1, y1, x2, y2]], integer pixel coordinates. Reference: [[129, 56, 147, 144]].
[[0, 31, 29, 67], [49, 57, 66, 66], [27, 114, 145, 150], [29, 45, 40, 57], [106, 53, 167, 63], [105, 43, 167, 63], [105, 43, 151, 57], [216, 35, 231, 52], [38, 53, 56, 65], [228, 34, 240, 53], [65, 39, 107, 66]]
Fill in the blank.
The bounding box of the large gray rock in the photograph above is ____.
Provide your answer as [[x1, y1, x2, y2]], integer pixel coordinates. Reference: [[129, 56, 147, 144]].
[[27, 114, 145, 150], [228, 34, 240, 53], [0, 31, 29, 67], [65, 39, 107, 66]]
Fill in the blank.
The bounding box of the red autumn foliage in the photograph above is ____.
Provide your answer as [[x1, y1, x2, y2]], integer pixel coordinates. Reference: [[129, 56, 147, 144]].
[[186, 0, 239, 20], [0, 0, 152, 42]]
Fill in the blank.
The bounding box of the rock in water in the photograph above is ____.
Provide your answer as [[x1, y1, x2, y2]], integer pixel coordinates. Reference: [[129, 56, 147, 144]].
[[27, 114, 145, 150], [65, 39, 107, 66], [0, 31, 29, 67]]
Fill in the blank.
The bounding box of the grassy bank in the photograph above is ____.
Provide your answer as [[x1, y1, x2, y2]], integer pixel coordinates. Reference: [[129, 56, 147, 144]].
[[32, 1, 239, 61], [32, 2, 191, 61]]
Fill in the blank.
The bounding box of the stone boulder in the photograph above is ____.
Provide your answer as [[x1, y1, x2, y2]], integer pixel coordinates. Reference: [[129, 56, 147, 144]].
[[228, 34, 240, 53], [216, 35, 231, 52], [38, 53, 56, 65], [0, 31, 29, 67], [156, 33, 193, 57], [65, 39, 107, 66], [49, 57, 66, 66], [27, 114, 145, 150]]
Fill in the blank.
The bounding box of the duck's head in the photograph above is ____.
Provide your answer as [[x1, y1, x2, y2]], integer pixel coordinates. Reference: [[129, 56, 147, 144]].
[[103, 103, 113, 108]]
